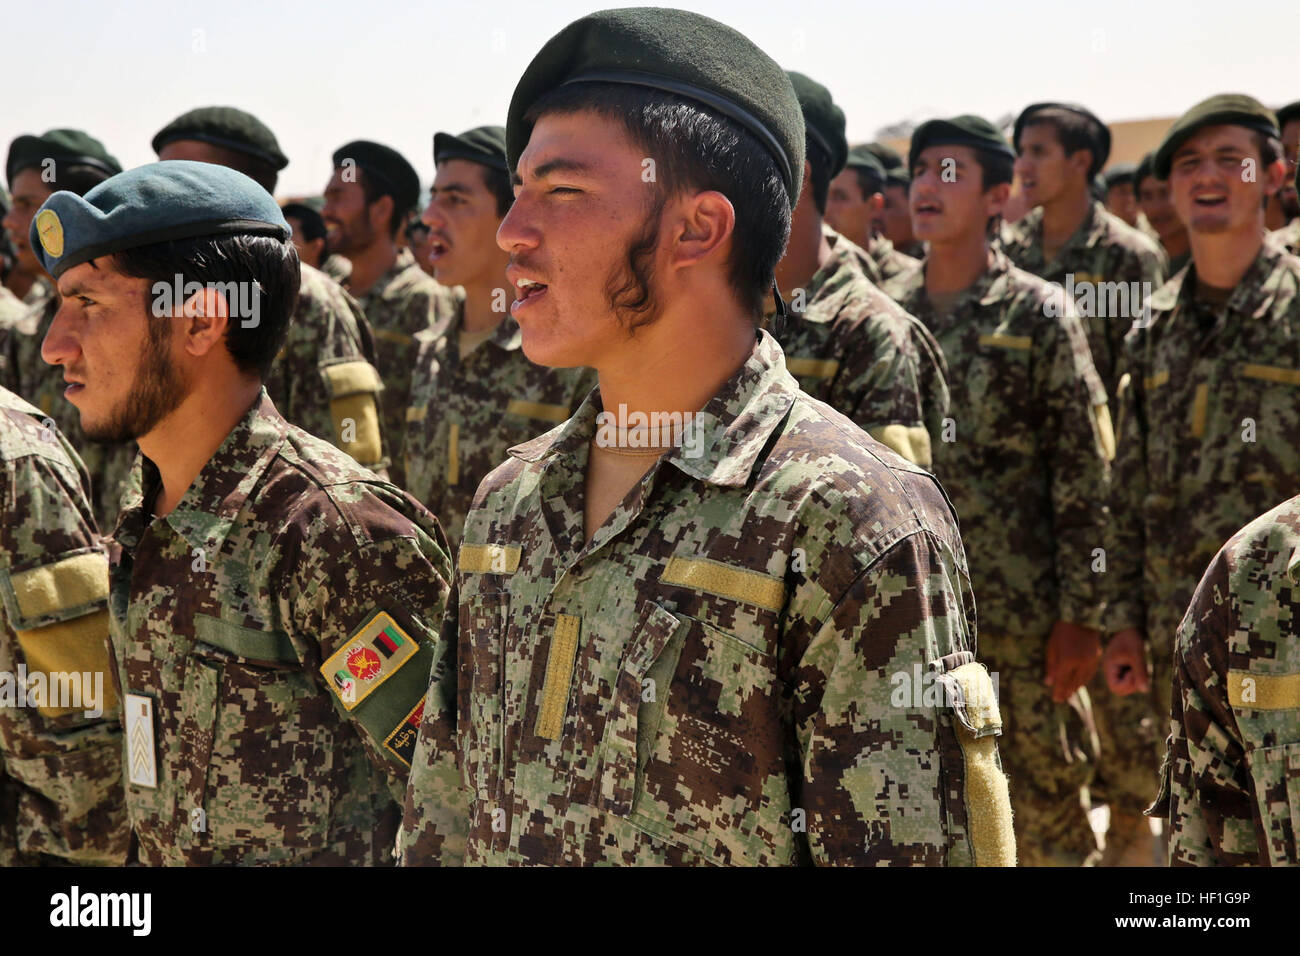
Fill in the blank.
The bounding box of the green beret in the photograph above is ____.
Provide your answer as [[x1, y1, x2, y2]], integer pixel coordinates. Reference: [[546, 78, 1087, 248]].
[[885, 166, 910, 189], [1135, 151, 1159, 189], [7, 129, 121, 187], [332, 140, 421, 214], [786, 71, 847, 177], [1275, 100, 1300, 129], [280, 201, 327, 242], [1102, 162, 1137, 188], [505, 7, 804, 205], [1154, 94, 1279, 178], [844, 144, 886, 193], [907, 114, 1014, 174], [864, 141, 903, 171], [30, 161, 289, 281], [1013, 102, 1111, 169], [152, 106, 288, 170], [433, 125, 508, 171]]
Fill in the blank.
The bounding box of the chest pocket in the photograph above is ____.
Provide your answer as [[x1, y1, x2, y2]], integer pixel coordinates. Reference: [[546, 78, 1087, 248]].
[[964, 333, 1034, 454], [597, 599, 793, 866], [1234, 363, 1300, 493], [1230, 668, 1300, 865]]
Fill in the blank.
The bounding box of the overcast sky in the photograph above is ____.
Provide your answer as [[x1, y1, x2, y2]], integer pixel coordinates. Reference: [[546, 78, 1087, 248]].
[[10, 0, 1299, 196]]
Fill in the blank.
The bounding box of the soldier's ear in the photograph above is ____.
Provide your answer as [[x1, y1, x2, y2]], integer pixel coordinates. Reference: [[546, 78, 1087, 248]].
[[985, 182, 1012, 218], [868, 193, 885, 216], [179, 285, 232, 359], [668, 189, 735, 272]]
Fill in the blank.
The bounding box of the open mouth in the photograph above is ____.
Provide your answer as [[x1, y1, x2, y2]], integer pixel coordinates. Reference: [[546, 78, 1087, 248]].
[[914, 201, 943, 216], [429, 236, 451, 261], [512, 277, 549, 315], [1193, 194, 1227, 209]]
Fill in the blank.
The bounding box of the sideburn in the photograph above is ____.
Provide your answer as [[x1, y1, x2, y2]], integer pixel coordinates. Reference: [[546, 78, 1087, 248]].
[[604, 192, 668, 334]]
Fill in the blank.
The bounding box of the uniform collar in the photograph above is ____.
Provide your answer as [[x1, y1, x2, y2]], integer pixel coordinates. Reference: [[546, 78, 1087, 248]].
[[1019, 199, 1107, 262], [770, 228, 863, 326], [445, 302, 525, 353], [1149, 240, 1290, 317], [118, 389, 288, 556], [909, 245, 1015, 313], [508, 328, 798, 488], [363, 246, 420, 303]]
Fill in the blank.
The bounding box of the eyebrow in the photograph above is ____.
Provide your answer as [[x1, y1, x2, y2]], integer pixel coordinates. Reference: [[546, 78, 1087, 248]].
[[512, 157, 595, 186], [431, 182, 473, 196]]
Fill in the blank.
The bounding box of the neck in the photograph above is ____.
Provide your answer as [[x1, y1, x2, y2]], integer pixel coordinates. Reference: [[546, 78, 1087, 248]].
[[138, 378, 263, 517], [344, 240, 398, 297], [1189, 227, 1265, 289], [460, 253, 512, 333], [925, 230, 990, 295], [1040, 187, 1092, 245], [774, 214, 831, 296], [1161, 228, 1190, 263], [595, 295, 755, 436]]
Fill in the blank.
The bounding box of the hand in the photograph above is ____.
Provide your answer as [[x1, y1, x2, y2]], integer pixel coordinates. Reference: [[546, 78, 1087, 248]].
[[1103, 627, 1150, 695], [1044, 620, 1102, 703]]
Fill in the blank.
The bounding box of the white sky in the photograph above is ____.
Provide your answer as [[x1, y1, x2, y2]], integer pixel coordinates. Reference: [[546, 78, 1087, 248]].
[[9, 0, 1300, 196]]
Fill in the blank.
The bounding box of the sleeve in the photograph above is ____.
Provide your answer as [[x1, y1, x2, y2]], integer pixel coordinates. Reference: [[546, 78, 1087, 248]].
[[1038, 293, 1114, 629], [0, 436, 127, 865], [1163, 549, 1262, 866], [833, 310, 933, 469], [291, 494, 454, 804], [398, 579, 469, 866], [1103, 326, 1148, 633], [793, 529, 1015, 866]]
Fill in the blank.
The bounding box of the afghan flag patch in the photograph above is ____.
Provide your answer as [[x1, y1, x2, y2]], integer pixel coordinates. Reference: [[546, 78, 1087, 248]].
[[384, 698, 425, 767], [320, 610, 418, 711]]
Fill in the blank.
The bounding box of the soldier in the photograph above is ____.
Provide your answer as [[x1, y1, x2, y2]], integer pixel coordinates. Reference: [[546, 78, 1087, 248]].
[[404, 126, 597, 548], [0, 129, 132, 530], [885, 115, 1113, 866], [323, 140, 461, 487], [825, 145, 921, 285], [0, 190, 26, 324], [1268, 101, 1300, 254], [153, 107, 388, 473], [1003, 103, 1166, 399], [400, 7, 1013, 867], [1136, 151, 1190, 275], [33, 161, 453, 864], [881, 163, 925, 260], [1102, 162, 1141, 229], [772, 72, 942, 468], [1156, 492, 1300, 865], [405, 217, 441, 280], [281, 200, 328, 269], [1106, 96, 1300, 853], [1, 385, 128, 865]]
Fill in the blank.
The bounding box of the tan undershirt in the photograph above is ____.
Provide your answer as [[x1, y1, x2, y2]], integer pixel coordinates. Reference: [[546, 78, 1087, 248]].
[[459, 326, 496, 360], [583, 427, 675, 544]]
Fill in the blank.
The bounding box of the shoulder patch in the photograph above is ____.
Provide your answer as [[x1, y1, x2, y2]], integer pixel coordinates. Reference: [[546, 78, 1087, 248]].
[[320, 610, 419, 710]]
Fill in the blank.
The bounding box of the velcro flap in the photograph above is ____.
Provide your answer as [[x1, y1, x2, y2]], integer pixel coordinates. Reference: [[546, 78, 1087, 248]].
[[14, 609, 119, 718], [321, 359, 383, 398], [1, 550, 109, 631], [1241, 363, 1300, 387], [938, 661, 1002, 738], [660, 556, 785, 613], [194, 613, 298, 664], [786, 357, 840, 379], [978, 333, 1031, 351], [1228, 669, 1300, 710], [459, 543, 521, 575], [506, 399, 570, 424]]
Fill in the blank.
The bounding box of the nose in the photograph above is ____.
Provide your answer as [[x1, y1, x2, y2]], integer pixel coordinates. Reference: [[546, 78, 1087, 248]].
[[1014, 155, 1031, 178], [41, 299, 80, 369], [421, 197, 444, 230], [496, 194, 538, 254]]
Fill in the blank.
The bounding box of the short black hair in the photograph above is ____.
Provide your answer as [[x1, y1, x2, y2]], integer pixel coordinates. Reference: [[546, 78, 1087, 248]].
[[1022, 108, 1104, 179], [357, 168, 410, 237], [804, 135, 833, 215], [481, 164, 514, 217], [111, 233, 300, 380], [525, 81, 789, 319], [851, 164, 885, 200], [973, 149, 1015, 191]]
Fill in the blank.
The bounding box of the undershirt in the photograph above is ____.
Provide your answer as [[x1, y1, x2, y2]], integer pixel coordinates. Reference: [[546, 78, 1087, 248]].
[[583, 427, 674, 544]]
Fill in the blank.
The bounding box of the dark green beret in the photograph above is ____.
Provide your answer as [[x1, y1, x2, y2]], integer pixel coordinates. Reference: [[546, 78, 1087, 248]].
[[1154, 94, 1279, 178], [151, 106, 288, 170], [844, 144, 886, 193], [1135, 151, 1159, 189], [280, 201, 327, 242], [1102, 162, 1137, 188], [332, 140, 421, 214], [1275, 100, 1300, 129], [7, 129, 121, 186], [864, 141, 904, 171], [1013, 102, 1111, 169], [907, 114, 1014, 174], [434, 125, 508, 171], [885, 166, 910, 189], [786, 71, 847, 178], [30, 161, 289, 281], [505, 7, 804, 205]]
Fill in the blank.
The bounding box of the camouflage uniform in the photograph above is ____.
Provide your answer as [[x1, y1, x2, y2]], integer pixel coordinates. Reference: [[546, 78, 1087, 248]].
[[1270, 219, 1300, 257], [265, 262, 387, 472], [867, 234, 921, 286], [771, 229, 947, 469], [1155, 493, 1300, 865], [1110, 243, 1300, 776], [400, 330, 1015, 866], [888, 249, 1113, 866], [109, 391, 452, 864], [0, 294, 136, 531], [1, 386, 127, 865], [345, 247, 461, 488], [1002, 200, 1166, 399], [404, 311, 597, 548], [320, 253, 351, 285], [0, 286, 25, 327]]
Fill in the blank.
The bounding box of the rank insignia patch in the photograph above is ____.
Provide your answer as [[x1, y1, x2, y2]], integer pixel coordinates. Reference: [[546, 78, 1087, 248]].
[[384, 698, 425, 767], [320, 610, 418, 711]]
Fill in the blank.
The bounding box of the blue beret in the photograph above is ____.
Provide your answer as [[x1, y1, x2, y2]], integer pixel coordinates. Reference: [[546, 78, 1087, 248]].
[[30, 160, 290, 280]]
